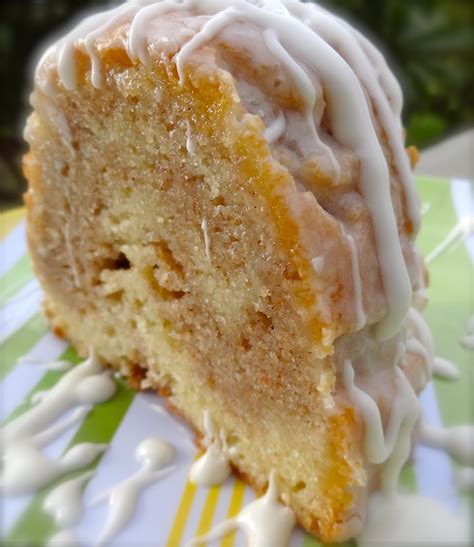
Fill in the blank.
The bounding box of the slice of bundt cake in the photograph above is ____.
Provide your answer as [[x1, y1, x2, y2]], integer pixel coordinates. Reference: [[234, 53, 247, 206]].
[[23, 0, 427, 541]]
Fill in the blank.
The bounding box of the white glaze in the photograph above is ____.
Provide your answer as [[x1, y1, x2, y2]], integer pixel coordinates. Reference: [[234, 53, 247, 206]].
[[461, 334, 474, 350], [263, 110, 286, 144], [344, 231, 365, 330], [0, 352, 115, 495], [44, 470, 95, 528], [291, 0, 420, 233], [342, 359, 419, 493], [188, 470, 295, 546], [85, 3, 142, 88], [406, 306, 435, 358], [405, 337, 432, 381], [92, 438, 175, 546], [310, 255, 324, 274], [461, 316, 474, 349], [432, 356, 460, 380], [1, 436, 106, 496], [405, 306, 435, 380], [185, 119, 196, 154], [201, 218, 211, 262], [456, 467, 474, 491], [34, 0, 419, 340], [426, 215, 474, 263], [18, 356, 71, 371], [179, 0, 412, 338], [189, 411, 231, 486], [46, 360, 74, 372], [31, 390, 49, 404], [190, 442, 231, 486], [357, 491, 470, 547], [419, 422, 474, 466], [420, 202, 431, 216], [261, 26, 339, 176]]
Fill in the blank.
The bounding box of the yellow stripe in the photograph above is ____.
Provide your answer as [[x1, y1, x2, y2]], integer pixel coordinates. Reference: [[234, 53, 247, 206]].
[[194, 486, 222, 542], [166, 457, 200, 547], [0, 207, 25, 240], [220, 479, 246, 547]]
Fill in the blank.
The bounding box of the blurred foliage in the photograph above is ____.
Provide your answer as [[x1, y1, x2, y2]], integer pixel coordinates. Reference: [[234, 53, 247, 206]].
[[0, 0, 472, 206], [321, 0, 474, 146]]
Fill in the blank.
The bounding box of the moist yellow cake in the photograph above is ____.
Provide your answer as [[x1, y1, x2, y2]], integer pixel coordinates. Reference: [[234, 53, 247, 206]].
[[23, 0, 428, 541]]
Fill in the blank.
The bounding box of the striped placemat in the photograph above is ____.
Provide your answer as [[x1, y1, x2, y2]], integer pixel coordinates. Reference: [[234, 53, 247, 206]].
[[0, 177, 472, 545]]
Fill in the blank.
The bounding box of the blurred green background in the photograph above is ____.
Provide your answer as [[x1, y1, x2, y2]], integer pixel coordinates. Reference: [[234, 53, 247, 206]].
[[0, 0, 472, 210]]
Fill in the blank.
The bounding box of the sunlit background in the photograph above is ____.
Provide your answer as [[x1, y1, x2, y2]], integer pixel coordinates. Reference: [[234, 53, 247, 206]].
[[0, 0, 472, 210]]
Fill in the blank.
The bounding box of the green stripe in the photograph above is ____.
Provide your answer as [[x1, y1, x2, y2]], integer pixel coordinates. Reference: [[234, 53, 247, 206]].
[[2, 347, 80, 426], [0, 313, 49, 380], [416, 177, 473, 509], [399, 462, 417, 493], [6, 347, 135, 544], [0, 255, 33, 307], [415, 177, 472, 426]]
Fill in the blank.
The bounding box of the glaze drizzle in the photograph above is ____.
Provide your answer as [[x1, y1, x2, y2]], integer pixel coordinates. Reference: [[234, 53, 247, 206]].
[[34, 0, 420, 340]]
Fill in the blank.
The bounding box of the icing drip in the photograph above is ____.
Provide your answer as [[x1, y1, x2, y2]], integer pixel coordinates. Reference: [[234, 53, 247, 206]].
[[187, 0, 411, 339], [34, 0, 418, 340], [291, 0, 420, 234], [57, 11, 116, 91], [44, 470, 95, 528], [343, 231, 365, 330], [420, 202, 431, 216], [406, 307, 435, 357], [405, 337, 431, 381], [432, 356, 460, 381], [263, 110, 286, 144], [185, 119, 196, 154], [188, 470, 295, 546], [405, 306, 435, 381], [404, 307, 461, 380], [461, 315, 474, 350], [310, 255, 324, 273], [128, 3, 188, 65], [85, 4, 142, 88], [461, 334, 474, 350], [189, 411, 231, 486], [92, 438, 175, 546], [426, 215, 474, 263], [345, 354, 471, 543], [419, 422, 474, 466], [261, 27, 339, 175], [44, 360, 74, 372], [30, 389, 49, 404], [342, 359, 419, 493], [0, 352, 114, 495], [201, 218, 211, 262], [190, 443, 231, 486], [1, 415, 106, 495], [358, 491, 470, 546]]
